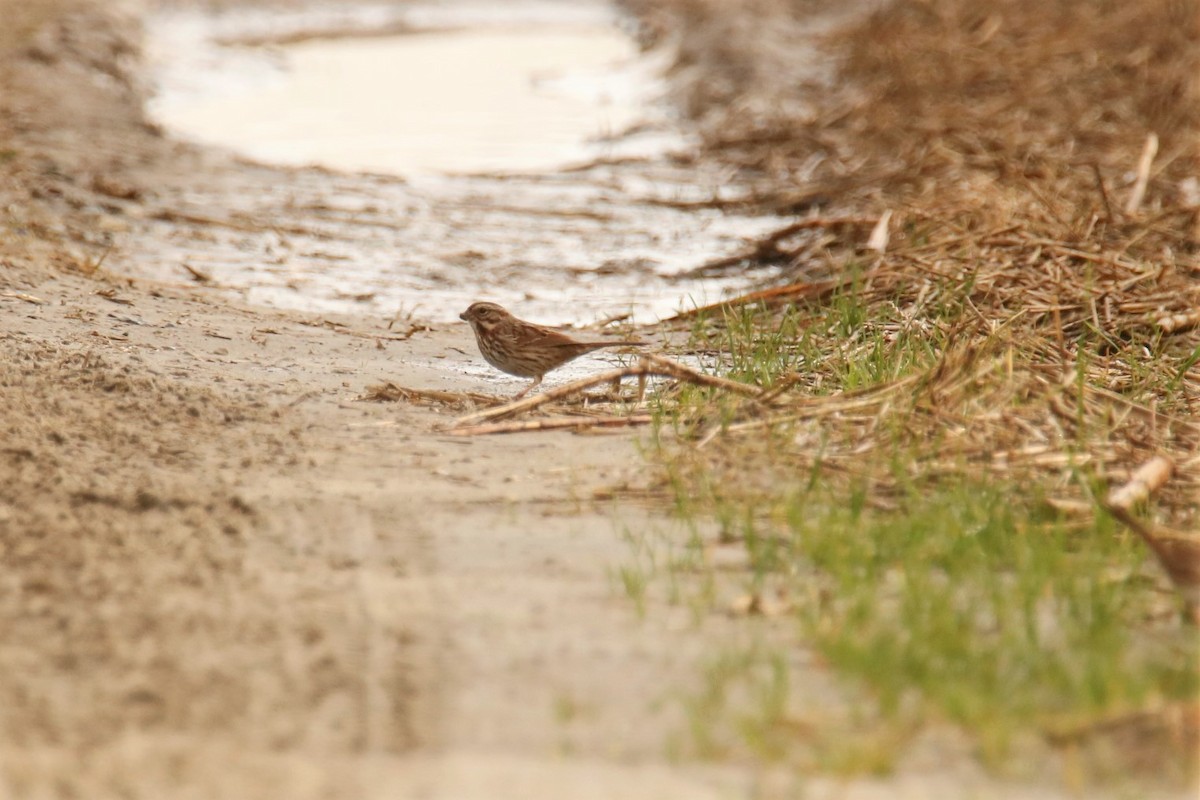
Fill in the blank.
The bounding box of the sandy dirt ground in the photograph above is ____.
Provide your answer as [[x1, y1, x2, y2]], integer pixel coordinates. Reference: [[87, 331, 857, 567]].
[[1, 2, 1190, 798], [0, 3, 768, 796], [0, 266, 756, 798]]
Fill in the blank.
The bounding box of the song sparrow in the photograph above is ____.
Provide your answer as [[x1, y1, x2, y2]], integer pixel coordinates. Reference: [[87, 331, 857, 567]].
[[460, 301, 646, 398]]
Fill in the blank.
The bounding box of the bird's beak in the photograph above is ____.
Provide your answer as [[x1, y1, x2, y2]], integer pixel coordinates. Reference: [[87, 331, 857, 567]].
[[459, 311, 468, 322]]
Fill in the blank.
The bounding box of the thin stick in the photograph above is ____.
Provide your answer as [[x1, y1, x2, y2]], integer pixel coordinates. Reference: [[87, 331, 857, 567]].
[[1106, 456, 1173, 511], [360, 383, 495, 406], [1101, 457, 1200, 622], [642, 354, 765, 397], [181, 262, 213, 283], [0, 290, 48, 305], [1124, 132, 1158, 216], [449, 414, 653, 437], [1090, 163, 1115, 222], [665, 277, 848, 321], [676, 216, 879, 278], [453, 366, 641, 427], [755, 372, 806, 404], [451, 356, 764, 427]]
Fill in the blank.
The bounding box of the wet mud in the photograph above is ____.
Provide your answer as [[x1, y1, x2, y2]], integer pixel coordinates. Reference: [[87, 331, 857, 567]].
[[123, 1, 789, 324]]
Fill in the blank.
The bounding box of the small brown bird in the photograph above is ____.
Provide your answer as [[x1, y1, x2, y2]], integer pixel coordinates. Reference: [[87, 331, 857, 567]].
[[460, 301, 646, 398]]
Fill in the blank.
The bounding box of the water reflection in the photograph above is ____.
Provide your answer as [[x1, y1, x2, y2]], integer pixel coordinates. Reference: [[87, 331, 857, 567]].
[[148, 11, 677, 175]]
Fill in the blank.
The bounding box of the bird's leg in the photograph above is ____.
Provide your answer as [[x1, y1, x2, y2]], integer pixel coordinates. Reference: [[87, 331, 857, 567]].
[[513, 375, 542, 400]]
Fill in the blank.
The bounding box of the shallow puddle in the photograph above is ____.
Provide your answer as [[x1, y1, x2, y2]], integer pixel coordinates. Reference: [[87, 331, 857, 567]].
[[147, 5, 676, 175], [133, 2, 785, 325]]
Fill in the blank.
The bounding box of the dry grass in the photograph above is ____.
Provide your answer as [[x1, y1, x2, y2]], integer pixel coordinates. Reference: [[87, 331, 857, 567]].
[[642, 0, 1200, 527], [614, 0, 1200, 782]]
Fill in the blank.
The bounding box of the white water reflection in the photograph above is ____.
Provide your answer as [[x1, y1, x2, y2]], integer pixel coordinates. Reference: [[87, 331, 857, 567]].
[[147, 7, 680, 175]]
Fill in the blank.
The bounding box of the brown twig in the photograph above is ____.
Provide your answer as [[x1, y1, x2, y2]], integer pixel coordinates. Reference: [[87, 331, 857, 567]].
[[1102, 456, 1200, 622], [451, 355, 764, 428], [448, 414, 653, 437], [1106, 456, 1173, 511], [452, 366, 645, 427], [642, 354, 765, 397], [1090, 163, 1115, 223], [665, 278, 850, 321], [181, 262, 213, 283], [675, 216, 880, 279], [0, 290, 48, 305], [360, 383, 495, 406], [635, 188, 828, 213]]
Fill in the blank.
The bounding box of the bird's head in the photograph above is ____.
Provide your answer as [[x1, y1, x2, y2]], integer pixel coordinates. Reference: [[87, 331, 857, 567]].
[[460, 301, 509, 332]]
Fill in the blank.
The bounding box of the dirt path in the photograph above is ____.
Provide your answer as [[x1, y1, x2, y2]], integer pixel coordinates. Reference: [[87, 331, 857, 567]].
[[0, 2, 765, 795], [1, 265, 761, 797]]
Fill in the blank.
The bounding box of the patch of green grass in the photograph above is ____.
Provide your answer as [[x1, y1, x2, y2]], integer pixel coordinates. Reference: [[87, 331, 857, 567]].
[[659, 465, 1197, 778], [789, 478, 1195, 763], [639, 291, 1199, 782]]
